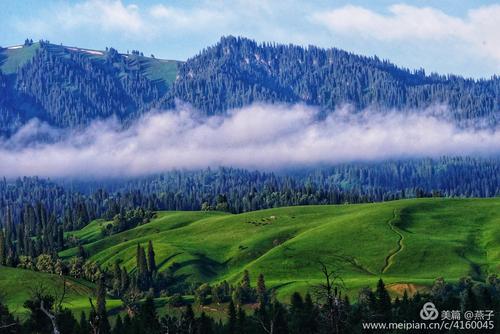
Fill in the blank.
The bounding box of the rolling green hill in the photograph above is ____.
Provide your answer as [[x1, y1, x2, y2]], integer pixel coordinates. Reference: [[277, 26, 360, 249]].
[[0, 266, 122, 317], [60, 198, 500, 298]]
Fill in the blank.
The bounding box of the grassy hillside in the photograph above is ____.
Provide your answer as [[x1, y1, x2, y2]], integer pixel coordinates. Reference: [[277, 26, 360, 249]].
[[0, 44, 40, 74], [0, 43, 180, 87], [0, 266, 121, 317], [60, 198, 500, 298]]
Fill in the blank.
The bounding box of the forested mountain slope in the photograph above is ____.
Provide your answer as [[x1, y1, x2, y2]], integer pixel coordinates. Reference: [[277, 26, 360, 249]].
[[0, 41, 179, 134], [0, 37, 498, 135], [165, 36, 499, 126]]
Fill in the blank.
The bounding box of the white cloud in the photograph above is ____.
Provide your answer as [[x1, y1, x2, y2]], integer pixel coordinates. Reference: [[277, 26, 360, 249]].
[[56, 0, 147, 37], [1, 104, 499, 178], [149, 4, 230, 30], [9, 1, 500, 76], [311, 4, 500, 65]]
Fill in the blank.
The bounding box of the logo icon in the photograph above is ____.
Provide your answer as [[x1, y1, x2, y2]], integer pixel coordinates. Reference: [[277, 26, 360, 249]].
[[420, 302, 439, 320]]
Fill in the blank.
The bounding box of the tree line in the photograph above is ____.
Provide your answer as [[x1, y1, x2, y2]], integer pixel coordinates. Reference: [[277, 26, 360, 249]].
[[1, 268, 499, 333], [0, 158, 498, 263]]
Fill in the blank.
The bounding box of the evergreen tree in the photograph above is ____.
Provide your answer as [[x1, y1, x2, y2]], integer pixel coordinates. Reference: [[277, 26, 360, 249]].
[[137, 296, 160, 334], [227, 300, 237, 334], [256, 273, 267, 306], [121, 268, 130, 293], [0, 230, 5, 265], [147, 240, 156, 275], [78, 311, 89, 334], [240, 270, 252, 303], [375, 279, 392, 320], [136, 244, 149, 289], [289, 292, 306, 334], [96, 275, 111, 334], [236, 306, 246, 334]]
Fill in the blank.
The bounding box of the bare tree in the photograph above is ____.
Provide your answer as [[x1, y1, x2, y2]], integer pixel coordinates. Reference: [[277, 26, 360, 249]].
[[313, 260, 348, 334], [30, 276, 68, 334]]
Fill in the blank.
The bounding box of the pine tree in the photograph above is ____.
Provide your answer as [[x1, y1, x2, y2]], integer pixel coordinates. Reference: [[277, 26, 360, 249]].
[[236, 306, 246, 334], [256, 273, 267, 306], [303, 293, 318, 334], [121, 268, 130, 293], [0, 230, 5, 265], [136, 244, 149, 289], [96, 275, 111, 334], [138, 296, 160, 333], [240, 270, 252, 302], [289, 292, 305, 334], [147, 240, 156, 274], [78, 311, 89, 334], [112, 262, 122, 295], [271, 300, 289, 334], [375, 279, 392, 320], [227, 300, 237, 334]]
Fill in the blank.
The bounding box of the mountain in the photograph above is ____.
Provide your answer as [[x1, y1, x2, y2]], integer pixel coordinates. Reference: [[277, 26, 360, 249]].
[[165, 36, 499, 126], [0, 36, 499, 135], [0, 41, 179, 134]]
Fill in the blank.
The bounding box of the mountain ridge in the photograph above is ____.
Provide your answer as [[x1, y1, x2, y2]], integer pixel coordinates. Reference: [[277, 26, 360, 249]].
[[0, 36, 498, 136]]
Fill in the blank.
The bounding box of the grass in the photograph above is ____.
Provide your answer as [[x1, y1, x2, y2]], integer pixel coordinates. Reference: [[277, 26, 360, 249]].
[[0, 266, 121, 318], [0, 42, 180, 89], [60, 198, 500, 300], [0, 44, 40, 74], [140, 57, 179, 87], [3, 198, 499, 317]]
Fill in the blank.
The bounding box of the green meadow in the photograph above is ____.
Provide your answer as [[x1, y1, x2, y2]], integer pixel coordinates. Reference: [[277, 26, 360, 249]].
[[0, 266, 121, 318], [60, 198, 500, 299], [2, 198, 499, 316]]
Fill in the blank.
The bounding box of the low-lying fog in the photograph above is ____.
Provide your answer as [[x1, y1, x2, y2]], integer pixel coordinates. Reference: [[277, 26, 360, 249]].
[[1, 103, 499, 178]]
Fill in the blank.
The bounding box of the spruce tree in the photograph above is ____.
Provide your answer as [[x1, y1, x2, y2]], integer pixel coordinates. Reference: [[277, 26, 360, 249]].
[[240, 270, 252, 302], [96, 275, 111, 334], [256, 273, 267, 306], [375, 279, 392, 320], [236, 306, 246, 334], [78, 311, 89, 334], [0, 230, 5, 265], [121, 268, 130, 293], [227, 300, 237, 334], [136, 244, 149, 289], [138, 296, 160, 333], [289, 292, 305, 334], [147, 240, 156, 274]]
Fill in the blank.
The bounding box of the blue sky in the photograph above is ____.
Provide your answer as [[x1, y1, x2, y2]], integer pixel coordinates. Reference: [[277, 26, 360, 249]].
[[1, 0, 499, 78]]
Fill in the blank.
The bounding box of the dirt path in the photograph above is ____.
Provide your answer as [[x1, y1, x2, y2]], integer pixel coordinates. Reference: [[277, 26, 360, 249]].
[[381, 209, 404, 273]]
